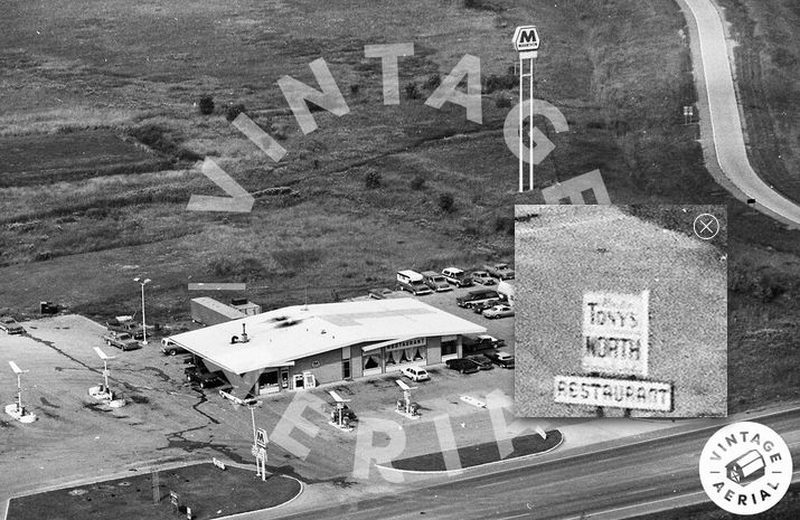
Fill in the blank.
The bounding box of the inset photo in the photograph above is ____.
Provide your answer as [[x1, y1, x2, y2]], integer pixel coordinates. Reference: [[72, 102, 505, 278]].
[[514, 205, 727, 418]]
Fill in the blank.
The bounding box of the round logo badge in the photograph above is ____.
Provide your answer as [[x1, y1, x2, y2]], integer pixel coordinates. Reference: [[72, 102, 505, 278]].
[[699, 421, 792, 515]]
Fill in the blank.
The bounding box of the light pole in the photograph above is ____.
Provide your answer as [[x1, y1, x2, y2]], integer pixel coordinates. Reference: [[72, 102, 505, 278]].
[[134, 277, 151, 345]]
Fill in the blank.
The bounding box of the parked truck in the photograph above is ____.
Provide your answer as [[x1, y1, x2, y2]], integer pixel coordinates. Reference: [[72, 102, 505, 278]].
[[102, 331, 141, 351], [484, 263, 515, 280]]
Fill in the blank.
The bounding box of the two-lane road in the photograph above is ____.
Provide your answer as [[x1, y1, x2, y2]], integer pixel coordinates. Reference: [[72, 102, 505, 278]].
[[272, 409, 800, 519], [680, 0, 800, 227]]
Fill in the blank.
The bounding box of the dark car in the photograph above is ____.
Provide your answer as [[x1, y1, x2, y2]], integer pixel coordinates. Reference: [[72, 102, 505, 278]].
[[456, 288, 500, 309], [188, 370, 226, 389], [484, 350, 515, 369], [462, 334, 506, 354], [445, 358, 480, 374], [466, 355, 494, 370]]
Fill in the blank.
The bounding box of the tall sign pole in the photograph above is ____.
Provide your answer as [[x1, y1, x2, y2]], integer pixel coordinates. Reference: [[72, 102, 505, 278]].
[[513, 25, 540, 192]]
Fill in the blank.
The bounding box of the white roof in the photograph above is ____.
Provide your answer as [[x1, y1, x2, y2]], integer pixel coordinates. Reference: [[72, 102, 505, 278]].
[[170, 298, 486, 374]]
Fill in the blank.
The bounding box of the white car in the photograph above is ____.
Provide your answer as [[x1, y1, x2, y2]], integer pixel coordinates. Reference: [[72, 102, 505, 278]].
[[482, 304, 515, 319], [400, 366, 430, 382]]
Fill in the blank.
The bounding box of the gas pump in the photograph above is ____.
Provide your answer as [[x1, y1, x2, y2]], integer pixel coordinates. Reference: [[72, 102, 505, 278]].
[[395, 379, 420, 418]]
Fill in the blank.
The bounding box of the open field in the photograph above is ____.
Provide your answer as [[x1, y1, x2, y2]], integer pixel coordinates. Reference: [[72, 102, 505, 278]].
[[0, 0, 716, 316]]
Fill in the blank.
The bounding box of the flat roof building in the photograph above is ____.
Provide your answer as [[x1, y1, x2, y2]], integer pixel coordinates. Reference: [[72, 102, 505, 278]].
[[169, 298, 486, 397]]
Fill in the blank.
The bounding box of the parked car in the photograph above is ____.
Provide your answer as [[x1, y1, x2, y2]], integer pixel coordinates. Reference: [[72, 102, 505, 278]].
[[466, 355, 494, 370], [483, 304, 515, 319], [470, 271, 497, 286], [441, 267, 474, 287], [472, 300, 497, 314], [401, 366, 430, 382], [160, 338, 187, 356], [462, 334, 506, 354], [484, 263, 515, 280], [0, 316, 24, 335], [186, 368, 226, 389], [396, 270, 433, 295], [102, 331, 141, 351], [484, 350, 515, 368], [369, 287, 394, 299], [456, 288, 500, 309], [445, 358, 480, 374], [421, 271, 453, 292]]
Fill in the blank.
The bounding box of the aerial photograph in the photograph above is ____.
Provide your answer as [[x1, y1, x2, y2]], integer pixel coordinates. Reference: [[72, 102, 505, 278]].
[[1, 0, 799, 518]]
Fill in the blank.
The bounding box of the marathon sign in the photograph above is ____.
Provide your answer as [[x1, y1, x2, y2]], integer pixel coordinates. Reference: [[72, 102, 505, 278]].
[[582, 290, 649, 377], [554, 375, 672, 412]]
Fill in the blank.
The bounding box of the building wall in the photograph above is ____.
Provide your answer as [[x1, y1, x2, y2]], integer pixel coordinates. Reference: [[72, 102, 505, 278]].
[[291, 347, 343, 387], [427, 336, 442, 365]]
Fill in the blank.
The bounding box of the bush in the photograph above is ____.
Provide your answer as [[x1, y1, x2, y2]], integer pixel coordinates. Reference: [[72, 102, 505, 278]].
[[365, 170, 382, 189], [350, 84, 360, 96], [484, 74, 516, 94], [494, 215, 515, 236], [496, 95, 511, 108], [208, 257, 266, 281], [424, 74, 441, 90], [198, 95, 215, 115], [438, 192, 455, 213], [404, 82, 420, 100], [410, 175, 426, 190], [225, 103, 246, 122]]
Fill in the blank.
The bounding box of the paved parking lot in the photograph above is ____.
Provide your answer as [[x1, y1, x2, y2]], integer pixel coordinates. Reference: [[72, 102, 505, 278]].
[[0, 290, 517, 502]]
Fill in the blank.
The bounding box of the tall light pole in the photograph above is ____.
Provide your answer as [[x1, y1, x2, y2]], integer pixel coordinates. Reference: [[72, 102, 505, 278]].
[[134, 277, 151, 345]]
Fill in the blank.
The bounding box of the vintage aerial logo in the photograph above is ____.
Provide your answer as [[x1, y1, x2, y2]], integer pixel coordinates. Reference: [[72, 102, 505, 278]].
[[699, 421, 792, 515]]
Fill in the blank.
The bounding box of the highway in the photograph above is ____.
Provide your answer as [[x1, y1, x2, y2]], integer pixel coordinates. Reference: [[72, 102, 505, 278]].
[[680, 0, 800, 227], [272, 408, 800, 519]]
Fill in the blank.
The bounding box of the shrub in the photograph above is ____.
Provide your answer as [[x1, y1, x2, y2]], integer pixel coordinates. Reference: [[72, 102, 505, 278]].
[[438, 192, 455, 213], [484, 74, 516, 94], [208, 257, 266, 281], [404, 82, 420, 100], [198, 95, 215, 115], [410, 175, 426, 190], [350, 84, 360, 96], [225, 103, 246, 122], [495, 95, 511, 108], [365, 170, 382, 189], [424, 74, 441, 90], [494, 215, 515, 236]]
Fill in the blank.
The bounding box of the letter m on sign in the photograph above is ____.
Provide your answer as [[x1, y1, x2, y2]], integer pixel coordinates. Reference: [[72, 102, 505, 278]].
[[513, 26, 540, 52]]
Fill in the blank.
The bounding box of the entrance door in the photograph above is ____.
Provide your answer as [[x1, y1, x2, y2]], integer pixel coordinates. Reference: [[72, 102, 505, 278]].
[[293, 374, 304, 389], [280, 369, 289, 389], [342, 359, 351, 379]]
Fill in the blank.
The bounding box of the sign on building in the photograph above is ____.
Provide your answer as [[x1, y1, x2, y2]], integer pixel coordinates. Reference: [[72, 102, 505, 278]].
[[553, 375, 672, 412], [581, 290, 649, 377]]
